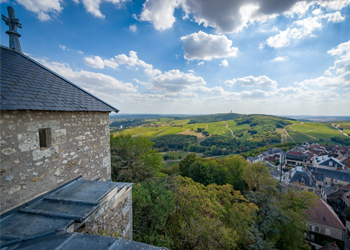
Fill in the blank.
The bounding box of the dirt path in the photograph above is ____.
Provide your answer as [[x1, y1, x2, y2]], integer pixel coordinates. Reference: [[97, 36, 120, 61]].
[[333, 124, 349, 137], [291, 129, 319, 140], [206, 124, 209, 129], [223, 121, 235, 138], [284, 128, 295, 142], [213, 126, 220, 134]]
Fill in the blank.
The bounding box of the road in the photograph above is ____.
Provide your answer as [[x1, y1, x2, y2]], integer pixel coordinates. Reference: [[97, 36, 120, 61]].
[[284, 128, 295, 142], [333, 124, 349, 137]]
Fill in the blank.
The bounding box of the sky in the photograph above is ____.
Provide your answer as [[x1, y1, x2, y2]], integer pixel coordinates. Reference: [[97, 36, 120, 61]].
[[1, 0, 350, 116]]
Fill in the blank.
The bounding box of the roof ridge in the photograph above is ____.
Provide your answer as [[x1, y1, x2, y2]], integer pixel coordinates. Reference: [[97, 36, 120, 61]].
[[0, 45, 119, 113]]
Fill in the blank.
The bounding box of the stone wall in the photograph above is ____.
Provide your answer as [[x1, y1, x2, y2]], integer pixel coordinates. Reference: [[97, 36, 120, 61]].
[[0, 110, 111, 214], [307, 220, 344, 241], [84, 186, 133, 240]]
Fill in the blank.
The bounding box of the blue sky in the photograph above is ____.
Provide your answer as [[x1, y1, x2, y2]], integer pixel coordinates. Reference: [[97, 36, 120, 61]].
[[1, 0, 350, 115]]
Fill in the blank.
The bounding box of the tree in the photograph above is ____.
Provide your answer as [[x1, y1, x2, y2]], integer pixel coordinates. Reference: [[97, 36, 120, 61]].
[[132, 177, 175, 248], [110, 134, 163, 182], [167, 176, 256, 250], [223, 155, 248, 192], [179, 153, 197, 177], [187, 159, 227, 186], [243, 162, 277, 192]]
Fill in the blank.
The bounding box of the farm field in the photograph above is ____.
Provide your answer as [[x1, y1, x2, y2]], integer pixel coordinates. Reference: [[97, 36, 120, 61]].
[[286, 121, 346, 141], [276, 128, 292, 143]]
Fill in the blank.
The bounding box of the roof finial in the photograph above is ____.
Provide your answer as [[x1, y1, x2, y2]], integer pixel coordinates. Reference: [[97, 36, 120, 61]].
[[2, 6, 22, 52]]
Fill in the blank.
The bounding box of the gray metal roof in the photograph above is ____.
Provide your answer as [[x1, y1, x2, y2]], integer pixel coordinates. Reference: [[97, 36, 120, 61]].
[[307, 166, 350, 182], [0, 177, 134, 248], [0, 45, 119, 112], [3, 232, 166, 250]]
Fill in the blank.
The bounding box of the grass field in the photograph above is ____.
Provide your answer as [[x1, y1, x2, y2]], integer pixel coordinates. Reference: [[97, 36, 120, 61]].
[[276, 128, 289, 143], [161, 151, 190, 159], [287, 121, 346, 141]]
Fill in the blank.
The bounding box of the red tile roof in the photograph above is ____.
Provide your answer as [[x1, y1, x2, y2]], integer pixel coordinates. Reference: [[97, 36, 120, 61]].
[[305, 198, 345, 230], [288, 151, 303, 155]]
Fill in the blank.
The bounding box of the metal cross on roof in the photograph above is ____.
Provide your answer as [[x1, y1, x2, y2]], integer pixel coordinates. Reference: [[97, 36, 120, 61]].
[[2, 6, 22, 52]]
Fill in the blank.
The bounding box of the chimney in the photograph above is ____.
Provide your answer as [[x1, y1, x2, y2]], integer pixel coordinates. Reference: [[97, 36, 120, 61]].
[[331, 178, 334, 185], [289, 169, 291, 179], [309, 173, 313, 186], [2, 6, 22, 52]]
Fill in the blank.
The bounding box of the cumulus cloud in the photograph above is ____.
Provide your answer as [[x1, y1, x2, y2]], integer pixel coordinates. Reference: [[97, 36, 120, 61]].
[[139, 0, 350, 34], [225, 75, 278, 89], [129, 24, 137, 32], [298, 40, 350, 89], [273, 56, 288, 61], [140, 0, 179, 30], [181, 31, 238, 61], [150, 69, 205, 92], [84, 51, 161, 77], [266, 12, 345, 48], [220, 59, 229, 66], [15, 0, 63, 21], [37, 59, 137, 96], [198, 62, 204, 66]]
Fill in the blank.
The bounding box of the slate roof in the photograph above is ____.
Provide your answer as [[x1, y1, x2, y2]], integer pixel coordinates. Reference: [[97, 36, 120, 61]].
[[286, 151, 308, 161], [289, 171, 318, 188], [321, 184, 339, 196], [307, 166, 350, 182], [0, 46, 119, 112], [305, 198, 345, 230]]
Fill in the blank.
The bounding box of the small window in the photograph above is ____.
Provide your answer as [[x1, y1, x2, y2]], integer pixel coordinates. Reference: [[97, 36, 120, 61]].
[[323, 217, 326, 221], [39, 129, 51, 148], [315, 227, 319, 232]]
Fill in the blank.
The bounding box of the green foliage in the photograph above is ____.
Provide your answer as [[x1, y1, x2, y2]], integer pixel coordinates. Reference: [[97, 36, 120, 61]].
[[152, 134, 197, 151], [132, 178, 175, 247], [188, 159, 228, 186], [167, 176, 257, 250], [110, 134, 163, 182], [160, 164, 180, 175], [222, 156, 247, 192], [331, 136, 350, 146], [179, 153, 197, 177], [188, 113, 242, 124]]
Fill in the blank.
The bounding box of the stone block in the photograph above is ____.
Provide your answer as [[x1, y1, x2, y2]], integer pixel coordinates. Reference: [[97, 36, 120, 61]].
[[18, 132, 39, 152], [52, 129, 67, 145]]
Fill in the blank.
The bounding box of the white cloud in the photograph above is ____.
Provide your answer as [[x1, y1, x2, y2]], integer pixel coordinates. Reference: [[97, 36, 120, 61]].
[[188, 69, 194, 73], [84, 56, 105, 69], [15, 0, 63, 21], [266, 11, 346, 48], [299, 40, 350, 89], [77, 50, 84, 54], [37, 59, 137, 97], [139, 0, 350, 34], [225, 75, 278, 89], [129, 24, 137, 32], [192, 86, 227, 95], [59, 44, 66, 51], [181, 31, 238, 61], [273, 56, 288, 62], [140, 0, 180, 30], [259, 43, 265, 50], [83, 51, 161, 77], [220, 59, 229, 66], [150, 69, 205, 92], [198, 62, 204, 66], [74, 0, 129, 19]]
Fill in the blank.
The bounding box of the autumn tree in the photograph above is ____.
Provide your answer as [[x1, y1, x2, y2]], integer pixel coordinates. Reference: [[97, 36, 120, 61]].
[[223, 155, 248, 192], [243, 161, 277, 191]]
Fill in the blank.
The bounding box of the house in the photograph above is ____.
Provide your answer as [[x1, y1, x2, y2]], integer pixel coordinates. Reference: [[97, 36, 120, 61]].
[[289, 171, 318, 193], [286, 150, 309, 166], [0, 7, 160, 249], [247, 156, 259, 163], [305, 198, 345, 245], [321, 184, 339, 202], [307, 166, 350, 186], [313, 152, 345, 170]]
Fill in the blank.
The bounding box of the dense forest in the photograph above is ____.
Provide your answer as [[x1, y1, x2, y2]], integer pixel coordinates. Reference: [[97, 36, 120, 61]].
[[110, 135, 319, 250], [187, 113, 242, 124]]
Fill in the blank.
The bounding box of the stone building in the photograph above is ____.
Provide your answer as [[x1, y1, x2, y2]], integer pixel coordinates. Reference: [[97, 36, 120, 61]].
[[305, 198, 345, 245], [0, 7, 159, 249]]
